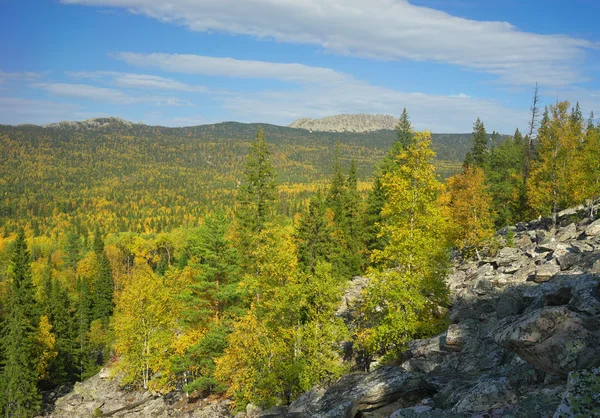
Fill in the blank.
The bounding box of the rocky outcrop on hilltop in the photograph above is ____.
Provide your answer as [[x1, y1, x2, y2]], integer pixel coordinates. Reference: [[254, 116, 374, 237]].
[[289, 114, 398, 132], [250, 204, 600, 417], [42, 117, 136, 130]]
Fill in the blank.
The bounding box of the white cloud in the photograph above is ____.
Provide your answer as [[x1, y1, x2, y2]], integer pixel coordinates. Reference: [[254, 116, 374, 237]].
[[60, 0, 596, 86], [112, 53, 351, 84], [219, 78, 528, 133], [67, 70, 209, 92], [32, 82, 189, 106], [0, 97, 82, 125], [0, 71, 43, 87]]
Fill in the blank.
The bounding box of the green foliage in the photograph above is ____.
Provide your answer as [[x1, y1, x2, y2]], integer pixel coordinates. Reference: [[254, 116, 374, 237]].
[[216, 226, 348, 409], [464, 118, 489, 168], [485, 128, 527, 227], [362, 131, 450, 359], [1, 230, 42, 417]]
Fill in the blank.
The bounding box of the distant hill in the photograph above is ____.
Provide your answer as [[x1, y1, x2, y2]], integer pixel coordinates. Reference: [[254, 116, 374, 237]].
[[0, 117, 488, 233], [289, 114, 398, 132]]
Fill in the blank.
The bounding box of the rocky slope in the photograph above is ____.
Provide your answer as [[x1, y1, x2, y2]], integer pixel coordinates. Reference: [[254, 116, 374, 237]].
[[289, 114, 398, 132], [48, 204, 600, 417]]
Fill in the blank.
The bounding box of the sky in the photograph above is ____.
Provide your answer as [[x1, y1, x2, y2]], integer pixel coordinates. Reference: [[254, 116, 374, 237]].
[[1, 0, 600, 133]]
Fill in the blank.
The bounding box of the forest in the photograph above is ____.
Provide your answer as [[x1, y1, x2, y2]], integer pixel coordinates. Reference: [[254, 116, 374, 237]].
[[1, 99, 600, 417]]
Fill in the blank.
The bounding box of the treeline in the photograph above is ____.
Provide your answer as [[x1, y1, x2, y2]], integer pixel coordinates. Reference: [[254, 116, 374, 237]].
[[1, 100, 599, 416]]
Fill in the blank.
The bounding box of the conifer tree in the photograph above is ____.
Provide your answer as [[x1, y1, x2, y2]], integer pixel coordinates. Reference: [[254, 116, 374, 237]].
[[175, 210, 242, 395], [1, 229, 41, 417], [485, 128, 527, 226], [295, 191, 333, 274], [464, 118, 488, 168], [235, 127, 277, 272], [91, 229, 113, 323]]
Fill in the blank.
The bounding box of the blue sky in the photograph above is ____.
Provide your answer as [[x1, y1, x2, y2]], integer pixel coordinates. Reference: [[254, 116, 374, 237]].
[[1, 0, 600, 133]]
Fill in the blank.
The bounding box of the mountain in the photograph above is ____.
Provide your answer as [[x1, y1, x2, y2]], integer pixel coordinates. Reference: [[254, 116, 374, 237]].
[[289, 114, 399, 132], [0, 118, 476, 233]]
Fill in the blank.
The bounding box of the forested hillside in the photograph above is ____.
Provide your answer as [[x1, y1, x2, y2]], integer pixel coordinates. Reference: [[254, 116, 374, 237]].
[[0, 118, 485, 236], [2, 101, 599, 417]]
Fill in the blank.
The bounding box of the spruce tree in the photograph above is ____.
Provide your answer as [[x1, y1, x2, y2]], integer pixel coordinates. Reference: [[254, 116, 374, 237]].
[[464, 117, 488, 168], [2, 229, 41, 417], [91, 229, 113, 323], [235, 127, 277, 272]]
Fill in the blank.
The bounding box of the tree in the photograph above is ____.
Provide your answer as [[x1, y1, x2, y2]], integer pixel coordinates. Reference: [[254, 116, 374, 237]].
[[1, 230, 41, 417], [445, 166, 495, 257], [364, 109, 414, 260], [113, 258, 176, 391], [175, 210, 242, 395], [235, 127, 277, 272], [464, 118, 488, 168], [362, 131, 449, 360], [216, 226, 347, 409], [485, 129, 527, 226], [528, 101, 582, 220], [91, 229, 113, 324]]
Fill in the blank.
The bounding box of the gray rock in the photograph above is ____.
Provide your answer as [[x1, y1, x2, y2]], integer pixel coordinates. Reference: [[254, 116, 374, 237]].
[[553, 367, 600, 417], [556, 223, 578, 241], [451, 377, 517, 413], [535, 261, 560, 283], [494, 306, 600, 377], [586, 219, 600, 236], [295, 367, 429, 418]]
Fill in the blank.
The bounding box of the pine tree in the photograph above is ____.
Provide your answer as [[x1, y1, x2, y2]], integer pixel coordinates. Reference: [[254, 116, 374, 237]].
[[362, 131, 449, 359], [295, 191, 333, 274], [75, 277, 96, 380], [1, 229, 42, 417], [464, 118, 488, 168]]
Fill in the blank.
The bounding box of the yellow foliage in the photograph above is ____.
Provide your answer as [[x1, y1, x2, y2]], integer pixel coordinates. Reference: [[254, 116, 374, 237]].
[[34, 315, 57, 381]]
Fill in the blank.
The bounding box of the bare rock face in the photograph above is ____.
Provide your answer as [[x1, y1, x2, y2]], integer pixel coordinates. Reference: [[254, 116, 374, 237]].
[[553, 367, 600, 417], [494, 306, 600, 377], [289, 114, 399, 133]]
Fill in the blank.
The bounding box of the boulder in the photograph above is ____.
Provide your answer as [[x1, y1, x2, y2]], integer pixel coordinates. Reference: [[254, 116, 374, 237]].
[[494, 306, 600, 377], [534, 261, 560, 283], [586, 219, 600, 236], [553, 368, 600, 417], [292, 367, 431, 418], [451, 377, 517, 413]]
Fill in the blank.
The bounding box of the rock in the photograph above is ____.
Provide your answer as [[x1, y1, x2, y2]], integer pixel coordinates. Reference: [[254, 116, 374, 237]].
[[337, 276, 369, 320], [516, 234, 533, 248], [556, 223, 578, 241], [293, 367, 431, 418], [288, 386, 325, 414], [586, 219, 600, 236], [289, 114, 399, 133], [246, 403, 262, 418], [494, 306, 600, 377], [451, 377, 517, 413], [553, 367, 600, 417], [259, 406, 288, 417], [444, 325, 463, 351], [556, 250, 581, 271], [534, 261, 560, 283]]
